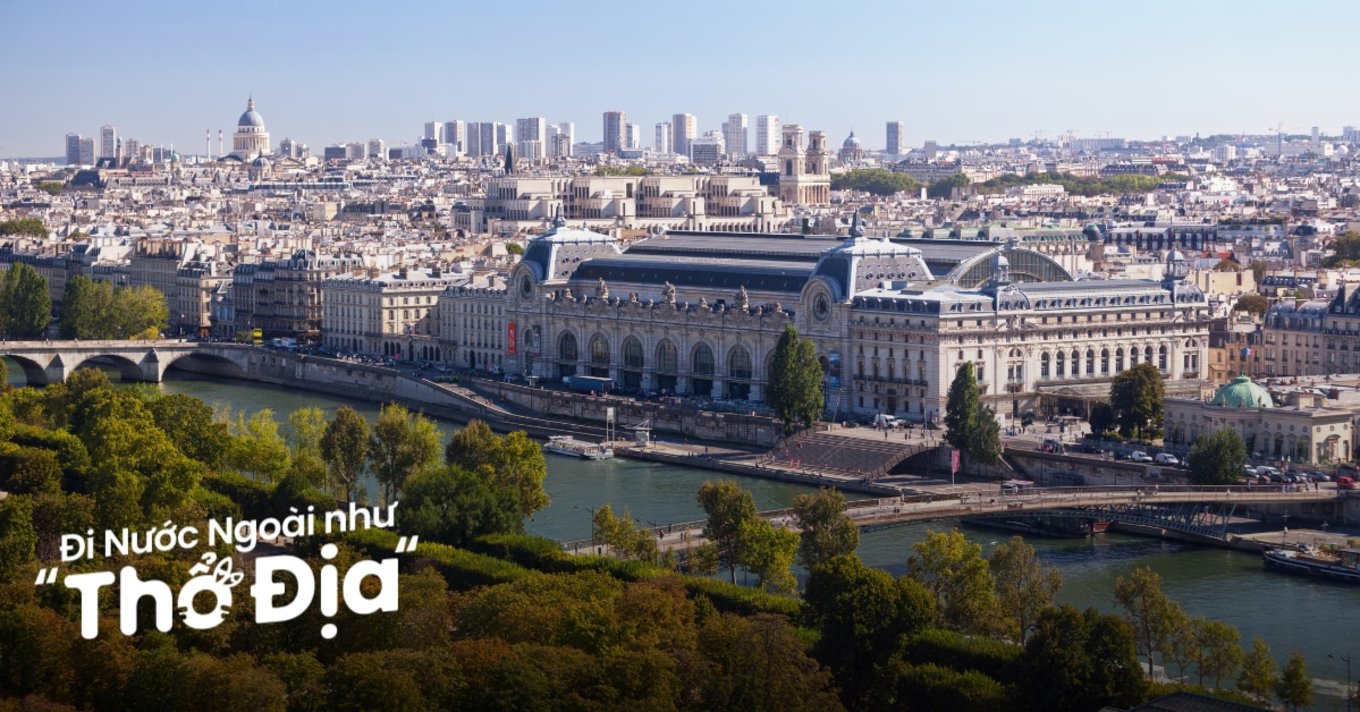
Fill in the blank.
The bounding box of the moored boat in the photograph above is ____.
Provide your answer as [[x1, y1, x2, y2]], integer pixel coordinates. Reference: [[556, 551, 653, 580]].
[[544, 435, 614, 460], [1263, 546, 1360, 584]]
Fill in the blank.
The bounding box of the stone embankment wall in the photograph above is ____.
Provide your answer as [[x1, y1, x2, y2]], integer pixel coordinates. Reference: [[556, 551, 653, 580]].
[[471, 381, 784, 448]]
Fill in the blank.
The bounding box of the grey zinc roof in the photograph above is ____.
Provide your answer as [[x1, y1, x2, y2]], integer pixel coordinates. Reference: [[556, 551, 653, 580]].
[[572, 254, 811, 293]]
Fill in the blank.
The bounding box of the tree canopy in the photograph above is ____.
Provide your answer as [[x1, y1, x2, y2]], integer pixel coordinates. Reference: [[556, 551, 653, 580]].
[[1232, 293, 1268, 317], [0, 263, 52, 339], [944, 362, 1001, 466], [1109, 362, 1164, 438], [830, 168, 922, 196], [59, 275, 167, 340], [1187, 428, 1247, 485], [766, 325, 824, 434], [697, 480, 758, 583], [791, 487, 859, 567], [0, 218, 46, 237]]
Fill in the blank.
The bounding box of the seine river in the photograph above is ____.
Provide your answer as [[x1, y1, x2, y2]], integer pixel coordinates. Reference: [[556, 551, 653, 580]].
[[10, 365, 1357, 706]]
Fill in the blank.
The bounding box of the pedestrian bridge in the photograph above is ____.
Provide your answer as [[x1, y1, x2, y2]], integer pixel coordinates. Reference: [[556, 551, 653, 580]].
[[0, 340, 253, 385], [561, 484, 1342, 554]]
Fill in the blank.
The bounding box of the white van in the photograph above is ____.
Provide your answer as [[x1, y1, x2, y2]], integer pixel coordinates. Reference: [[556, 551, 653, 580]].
[[1154, 453, 1180, 466]]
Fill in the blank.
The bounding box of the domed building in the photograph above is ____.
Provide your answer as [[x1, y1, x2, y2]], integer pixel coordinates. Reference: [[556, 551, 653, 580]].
[[839, 130, 865, 163], [1164, 374, 1353, 465], [230, 96, 271, 160], [1210, 375, 1274, 409]]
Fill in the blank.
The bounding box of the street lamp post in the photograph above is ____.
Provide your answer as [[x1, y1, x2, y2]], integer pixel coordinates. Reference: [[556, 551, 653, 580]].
[[1330, 653, 1353, 712]]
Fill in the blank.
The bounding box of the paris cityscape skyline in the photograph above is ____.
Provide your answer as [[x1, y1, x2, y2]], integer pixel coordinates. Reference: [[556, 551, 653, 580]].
[[3, 0, 1359, 157]]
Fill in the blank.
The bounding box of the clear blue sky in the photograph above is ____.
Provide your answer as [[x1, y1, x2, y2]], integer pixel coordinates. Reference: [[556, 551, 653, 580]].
[[2, 0, 1357, 157]]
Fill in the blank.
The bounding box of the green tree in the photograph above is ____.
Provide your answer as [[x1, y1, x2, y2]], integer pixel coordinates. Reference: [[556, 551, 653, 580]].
[[737, 518, 799, 594], [226, 408, 291, 482], [907, 529, 999, 635], [1238, 637, 1278, 704], [1324, 232, 1360, 267], [1114, 566, 1182, 677], [322, 406, 370, 500], [0, 262, 52, 338], [697, 480, 758, 583], [1109, 362, 1164, 438], [1233, 293, 1269, 317], [989, 535, 1061, 644], [148, 393, 230, 467], [1089, 401, 1117, 435], [59, 276, 168, 340], [36, 181, 63, 196], [1213, 257, 1241, 272], [370, 403, 441, 504], [926, 173, 970, 199], [1187, 428, 1247, 485], [286, 406, 328, 458], [59, 275, 95, 339], [766, 325, 824, 433], [694, 612, 845, 712], [0, 496, 37, 580], [591, 504, 659, 562], [399, 464, 519, 546], [944, 362, 979, 453], [791, 487, 859, 567], [1250, 260, 1269, 283], [504, 242, 524, 255], [804, 555, 935, 706], [1018, 604, 1147, 712], [445, 421, 550, 524], [1189, 617, 1242, 688], [942, 362, 1001, 464], [830, 168, 922, 196], [0, 217, 46, 237], [1275, 649, 1313, 711]]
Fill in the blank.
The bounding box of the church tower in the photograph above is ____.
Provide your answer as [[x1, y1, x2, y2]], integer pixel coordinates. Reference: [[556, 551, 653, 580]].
[[777, 124, 831, 205]]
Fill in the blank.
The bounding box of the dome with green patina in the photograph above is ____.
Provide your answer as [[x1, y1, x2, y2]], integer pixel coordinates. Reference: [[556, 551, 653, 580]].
[[1083, 223, 1103, 242], [1210, 375, 1273, 408]]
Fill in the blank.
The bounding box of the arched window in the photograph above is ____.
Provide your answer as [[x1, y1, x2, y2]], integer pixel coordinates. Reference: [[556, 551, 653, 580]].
[[656, 340, 678, 373], [1100, 348, 1109, 374], [590, 334, 610, 365], [1115, 348, 1125, 372], [1144, 345, 1153, 364], [622, 337, 644, 369], [558, 332, 578, 362], [1086, 349, 1095, 374], [693, 343, 715, 376], [1159, 344, 1168, 371], [1040, 352, 1050, 378], [1055, 351, 1066, 377], [728, 345, 752, 380]]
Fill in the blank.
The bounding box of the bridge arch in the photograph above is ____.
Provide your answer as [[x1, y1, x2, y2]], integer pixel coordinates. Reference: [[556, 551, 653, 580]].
[[69, 354, 149, 382], [162, 349, 250, 380], [2, 355, 51, 386]]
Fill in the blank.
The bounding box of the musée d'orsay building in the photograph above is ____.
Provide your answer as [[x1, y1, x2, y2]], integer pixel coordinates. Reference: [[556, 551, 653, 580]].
[[505, 215, 1211, 423]]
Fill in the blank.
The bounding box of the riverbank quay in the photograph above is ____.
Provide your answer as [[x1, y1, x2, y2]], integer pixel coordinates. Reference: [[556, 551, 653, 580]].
[[562, 484, 1338, 555], [614, 439, 901, 497]]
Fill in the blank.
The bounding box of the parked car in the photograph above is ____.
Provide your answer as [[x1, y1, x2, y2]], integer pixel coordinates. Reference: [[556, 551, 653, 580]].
[[1154, 453, 1180, 466], [1130, 451, 1153, 463], [1307, 471, 1331, 482], [1255, 466, 1282, 480]]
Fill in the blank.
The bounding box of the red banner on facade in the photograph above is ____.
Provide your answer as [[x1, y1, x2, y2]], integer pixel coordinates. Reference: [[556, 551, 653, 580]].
[[507, 322, 517, 355], [951, 449, 960, 475]]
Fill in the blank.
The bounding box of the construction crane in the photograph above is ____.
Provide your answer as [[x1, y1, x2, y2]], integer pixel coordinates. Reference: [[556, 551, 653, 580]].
[[1270, 121, 1302, 156]]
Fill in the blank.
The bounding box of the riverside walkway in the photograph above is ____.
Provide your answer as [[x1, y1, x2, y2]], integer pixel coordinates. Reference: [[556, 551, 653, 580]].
[[561, 484, 1342, 555]]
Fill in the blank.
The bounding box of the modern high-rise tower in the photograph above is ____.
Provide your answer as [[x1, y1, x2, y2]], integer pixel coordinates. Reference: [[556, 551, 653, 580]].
[[886, 121, 905, 156], [99, 125, 118, 162], [671, 113, 696, 157], [655, 122, 672, 154], [755, 115, 780, 156], [65, 133, 82, 165], [516, 117, 547, 147], [602, 110, 626, 154], [723, 114, 748, 158]]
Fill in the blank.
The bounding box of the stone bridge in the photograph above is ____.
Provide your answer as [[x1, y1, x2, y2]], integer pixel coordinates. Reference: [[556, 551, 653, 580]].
[[0, 340, 252, 385]]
